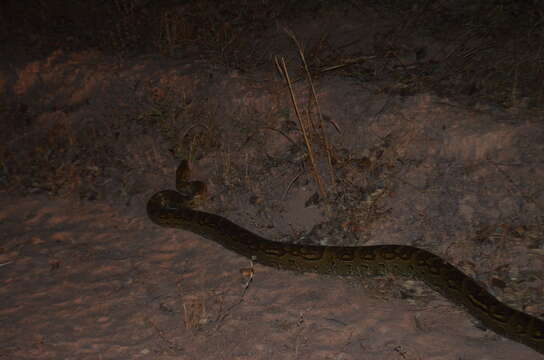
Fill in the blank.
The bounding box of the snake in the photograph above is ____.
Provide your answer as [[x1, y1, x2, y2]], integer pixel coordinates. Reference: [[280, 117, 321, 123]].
[[147, 160, 544, 355]]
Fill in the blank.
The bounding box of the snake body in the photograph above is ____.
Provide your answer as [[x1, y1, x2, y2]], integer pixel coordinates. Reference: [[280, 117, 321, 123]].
[[147, 161, 544, 355]]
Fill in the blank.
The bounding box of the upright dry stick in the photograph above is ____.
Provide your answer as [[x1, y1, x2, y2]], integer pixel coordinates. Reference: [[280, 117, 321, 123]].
[[275, 56, 328, 207], [289, 32, 337, 189]]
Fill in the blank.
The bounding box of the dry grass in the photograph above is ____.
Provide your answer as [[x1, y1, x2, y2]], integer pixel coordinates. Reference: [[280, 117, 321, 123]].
[[274, 33, 337, 211], [351, 0, 544, 108], [138, 93, 221, 161], [2, 0, 543, 106], [2, 0, 544, 199], [182, 296, 208, 329]]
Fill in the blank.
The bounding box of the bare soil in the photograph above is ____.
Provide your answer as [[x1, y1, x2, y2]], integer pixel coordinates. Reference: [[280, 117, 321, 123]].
[[1, 1, 544, 359]]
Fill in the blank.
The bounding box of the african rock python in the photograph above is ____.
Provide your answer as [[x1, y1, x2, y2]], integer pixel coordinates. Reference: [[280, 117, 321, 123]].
[[147, 160, 544, 355]]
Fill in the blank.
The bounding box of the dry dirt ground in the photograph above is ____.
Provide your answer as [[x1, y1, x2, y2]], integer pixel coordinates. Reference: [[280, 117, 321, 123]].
[[1, 1, 544, 359]]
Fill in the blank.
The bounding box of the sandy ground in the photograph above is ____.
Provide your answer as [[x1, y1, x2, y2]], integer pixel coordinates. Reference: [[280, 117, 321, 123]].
[[2, 2, 544, 359], [3, 61, 544, 360], [0, 186, 542, 360]]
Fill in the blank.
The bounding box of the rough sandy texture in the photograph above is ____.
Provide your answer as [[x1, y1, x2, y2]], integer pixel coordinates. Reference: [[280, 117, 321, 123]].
[[1, 184, 542, 360], [2, 2, 544, 359]]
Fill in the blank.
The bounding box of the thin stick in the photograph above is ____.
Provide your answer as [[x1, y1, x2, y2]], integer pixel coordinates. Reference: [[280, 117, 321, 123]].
[[275, 56, 328, 204]]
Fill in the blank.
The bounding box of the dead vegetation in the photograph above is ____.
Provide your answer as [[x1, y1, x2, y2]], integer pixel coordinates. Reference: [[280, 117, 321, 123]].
[[1, 2, 544, 359], [1, 0, 543, 106], [2, 0, 544, 200]]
